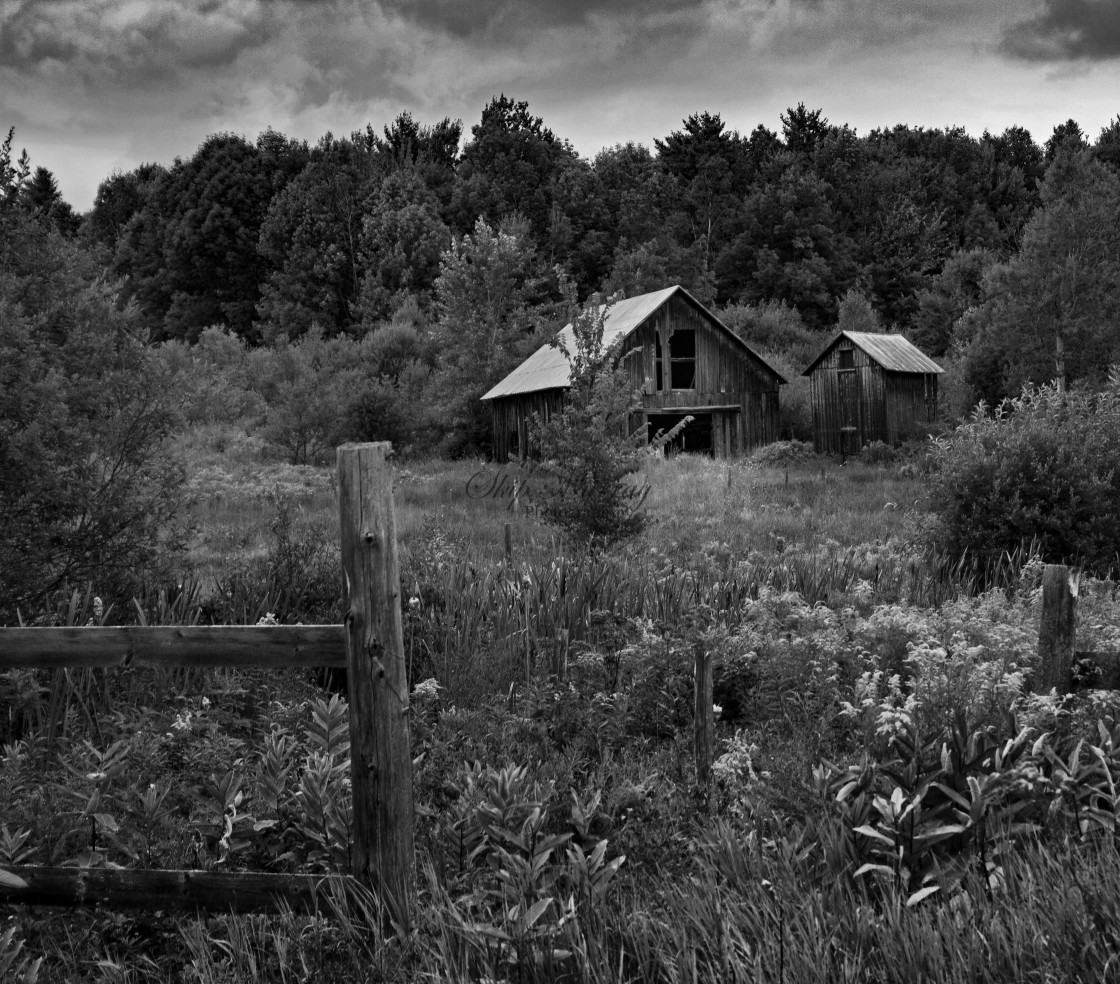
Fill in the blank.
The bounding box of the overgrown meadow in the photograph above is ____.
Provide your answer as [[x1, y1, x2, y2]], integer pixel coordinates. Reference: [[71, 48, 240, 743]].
[[5, 433, 1120, 984]]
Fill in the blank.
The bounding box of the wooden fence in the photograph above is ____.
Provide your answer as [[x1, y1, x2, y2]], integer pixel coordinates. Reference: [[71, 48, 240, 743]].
[[0, 442, 414, 918]]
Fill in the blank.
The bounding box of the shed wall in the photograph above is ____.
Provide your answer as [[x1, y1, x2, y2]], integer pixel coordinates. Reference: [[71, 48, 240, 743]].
[[490, 389, 566, 462], [808, 343, 939, 453]]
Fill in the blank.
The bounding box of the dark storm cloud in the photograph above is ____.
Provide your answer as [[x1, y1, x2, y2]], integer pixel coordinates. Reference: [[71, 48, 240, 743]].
[[0, 0, 272, 84], [1002, 0, 1120, 60], [378, 0, 704, 40]]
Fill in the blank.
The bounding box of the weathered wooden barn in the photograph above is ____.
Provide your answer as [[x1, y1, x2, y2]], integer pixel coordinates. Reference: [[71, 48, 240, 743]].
[[481, 286, 786, 460], [802, 331, 944, 454]]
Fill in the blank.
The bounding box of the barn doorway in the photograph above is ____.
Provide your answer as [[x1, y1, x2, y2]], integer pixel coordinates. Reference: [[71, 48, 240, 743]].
[[647, 412, 713, 455]]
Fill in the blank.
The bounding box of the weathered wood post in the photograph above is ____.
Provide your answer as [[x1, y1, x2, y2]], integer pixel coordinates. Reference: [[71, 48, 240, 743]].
[[694, 641, 713, 788], [554, 628, 570, 683], [1036, 564, 1079, 694], [504, 522, 513, 564], [337, 443, 414, 924]]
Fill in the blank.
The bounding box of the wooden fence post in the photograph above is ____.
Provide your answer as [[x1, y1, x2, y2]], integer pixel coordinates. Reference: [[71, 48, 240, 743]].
[[554, 628, 570, 683], [1036, 564, 1079, 694], [694, 642, 713, 788], [337, 443, 414, 924]]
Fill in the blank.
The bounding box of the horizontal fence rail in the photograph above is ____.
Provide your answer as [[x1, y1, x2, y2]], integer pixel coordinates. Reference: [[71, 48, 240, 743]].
[[0, 867, 356, 914], [0, 625, 347, 671]]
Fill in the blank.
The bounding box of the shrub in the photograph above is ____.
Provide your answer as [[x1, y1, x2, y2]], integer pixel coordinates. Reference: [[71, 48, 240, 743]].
[[927, 376, 1120, 573], [749, 439, 816, 466], [859, 440, 898, 465], [530, 293, 648, 548], [719, 299, 820, 368], [247, 328, 363, 465]]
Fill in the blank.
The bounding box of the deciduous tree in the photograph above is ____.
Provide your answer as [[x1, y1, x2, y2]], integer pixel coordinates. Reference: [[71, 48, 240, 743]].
[[1, 138, 185, 617]]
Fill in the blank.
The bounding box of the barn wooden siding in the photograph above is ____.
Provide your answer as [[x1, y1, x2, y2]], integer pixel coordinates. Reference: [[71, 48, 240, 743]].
[[489, 389, 566, 462], [806, 343, 939, 454], [621, 293, 781, 454], [489, 292, 782, 461]]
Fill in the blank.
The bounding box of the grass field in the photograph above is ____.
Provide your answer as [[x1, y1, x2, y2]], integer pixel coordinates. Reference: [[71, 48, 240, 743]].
[[8, 438, 1120, 982], [183, 442, 927, 578]]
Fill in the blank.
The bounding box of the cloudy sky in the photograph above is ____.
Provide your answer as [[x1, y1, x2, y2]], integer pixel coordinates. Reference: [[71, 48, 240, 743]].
[[3, 0, 1120, 211]]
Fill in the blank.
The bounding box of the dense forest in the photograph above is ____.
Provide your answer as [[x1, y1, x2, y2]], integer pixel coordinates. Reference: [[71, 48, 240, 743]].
[[5, 98, 1120, 458]]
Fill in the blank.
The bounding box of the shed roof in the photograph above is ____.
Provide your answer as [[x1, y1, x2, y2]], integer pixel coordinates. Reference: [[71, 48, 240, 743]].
[[801, 331, 944, 376], [481, 285, 786, 400]]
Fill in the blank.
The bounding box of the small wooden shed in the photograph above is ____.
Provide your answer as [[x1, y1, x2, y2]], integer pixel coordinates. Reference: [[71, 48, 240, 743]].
[[481, 286, 786, 460], [802, 331, 943, 454]]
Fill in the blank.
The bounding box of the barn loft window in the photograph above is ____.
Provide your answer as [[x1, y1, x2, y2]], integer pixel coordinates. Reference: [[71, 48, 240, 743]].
[[838, 347, 855, 370], [655, 333, 664, 390], [669, 330, 696, 389]]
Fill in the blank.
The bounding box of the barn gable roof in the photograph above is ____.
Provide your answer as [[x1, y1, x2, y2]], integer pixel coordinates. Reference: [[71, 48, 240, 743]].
[[801, 331, 944, 376], [481, 285, 786, 401]]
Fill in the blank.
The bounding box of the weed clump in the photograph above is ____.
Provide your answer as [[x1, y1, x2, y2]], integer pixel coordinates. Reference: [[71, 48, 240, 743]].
[[749, 439, 816, 466]]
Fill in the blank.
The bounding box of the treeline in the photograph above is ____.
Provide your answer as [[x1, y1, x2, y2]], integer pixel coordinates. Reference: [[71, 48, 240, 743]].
[[12, 98, 1120, 453]]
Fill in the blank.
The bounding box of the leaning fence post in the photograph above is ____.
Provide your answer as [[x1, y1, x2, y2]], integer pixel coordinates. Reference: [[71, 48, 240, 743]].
[[1036, 564, 1079, 694], [337, 442, 414, 924], [694, 642, 713, 789]]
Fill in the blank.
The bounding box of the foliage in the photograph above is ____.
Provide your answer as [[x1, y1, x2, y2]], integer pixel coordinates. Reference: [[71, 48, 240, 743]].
[[748, 439, 816, 465], [0, 127, 30, 209], [202, 494, 342, 626], [927, 376, 1120, 572], [255, 136, 378, 339], [836, 287, 882, 333], [45, 99, 1097, 359], [9, 452, 1120, 980], [530, 293, 648, 548], [355, 170, 450, 324], [429, 215, 561, 455], [424, 762, 623, 982], [452, 94, 577, 243], [720, 298, 819, 367], [0, 163, 186, 621], [114, 131, 310, 342], [247, 328, 364, 465], [955, 149, 1120, 405]]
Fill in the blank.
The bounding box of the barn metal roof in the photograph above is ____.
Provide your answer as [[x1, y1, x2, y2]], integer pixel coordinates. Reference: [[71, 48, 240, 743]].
[[481, 286, 786, 400], [801, 331, 944, 376]]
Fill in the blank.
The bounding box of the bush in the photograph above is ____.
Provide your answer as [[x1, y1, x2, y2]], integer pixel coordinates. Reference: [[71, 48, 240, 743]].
[[859, 440, 898, 465], [927, 376, 1120, 572], [749, 439, 816, 466], [247, 328, 363, 464], [719, 299, 820, 368]]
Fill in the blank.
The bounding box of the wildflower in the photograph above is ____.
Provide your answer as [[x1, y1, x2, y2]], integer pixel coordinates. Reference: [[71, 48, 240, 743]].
[[413, 678, 443, 701], [409, 596, 420, 609], [712, 703, 723, 720]]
